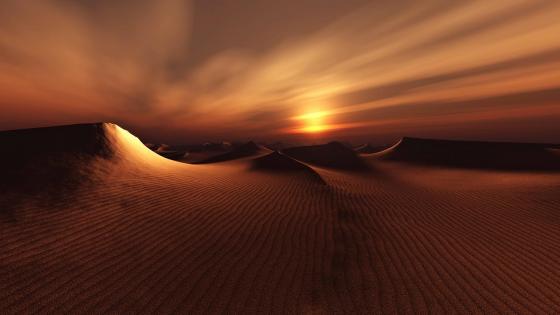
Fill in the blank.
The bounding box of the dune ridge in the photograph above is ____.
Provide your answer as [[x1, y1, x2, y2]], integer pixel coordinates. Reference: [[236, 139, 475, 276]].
[[2, 123, 560, 313]]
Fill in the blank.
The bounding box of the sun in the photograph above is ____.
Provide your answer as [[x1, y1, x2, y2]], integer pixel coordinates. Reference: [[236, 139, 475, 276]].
[[300, 124, 328, 133], [292, 110, 331, 134]]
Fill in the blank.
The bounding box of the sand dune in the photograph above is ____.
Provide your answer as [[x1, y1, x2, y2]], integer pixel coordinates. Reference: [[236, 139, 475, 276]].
[[283, 141, 370, 171], [2, 123, 560, 313], [0, 123, 163, 217], [193, 141, 270, 164], [251, 151, 325, 184], [375, 137, 560, 171]]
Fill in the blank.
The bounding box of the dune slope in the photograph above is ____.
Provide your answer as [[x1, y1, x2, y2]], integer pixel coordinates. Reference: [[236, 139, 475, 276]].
[[2, 124, 560, 314]]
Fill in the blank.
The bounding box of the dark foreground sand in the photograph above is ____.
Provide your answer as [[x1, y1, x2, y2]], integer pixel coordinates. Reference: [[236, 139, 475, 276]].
[[2, 123, 560, 314]]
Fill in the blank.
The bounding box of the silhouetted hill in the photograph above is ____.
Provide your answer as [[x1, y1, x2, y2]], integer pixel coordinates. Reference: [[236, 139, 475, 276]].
[[377, 137, 560, 170]]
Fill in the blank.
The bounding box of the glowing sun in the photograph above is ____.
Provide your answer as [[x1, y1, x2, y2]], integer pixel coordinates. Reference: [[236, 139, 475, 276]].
[[293, 111, 331, 134]]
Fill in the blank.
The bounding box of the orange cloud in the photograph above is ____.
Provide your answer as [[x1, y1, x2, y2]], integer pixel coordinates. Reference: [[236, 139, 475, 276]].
[[1, 0, 559, 142]]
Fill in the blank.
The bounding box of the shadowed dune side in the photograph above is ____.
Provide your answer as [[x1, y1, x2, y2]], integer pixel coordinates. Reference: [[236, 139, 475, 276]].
[[193, 141, 270, 164], [250, 151, 326, 184], [0, 123, 113, 217], [374, 137, 560, 171], [282, 142, 370, 171], [155, 150, 188, 160]]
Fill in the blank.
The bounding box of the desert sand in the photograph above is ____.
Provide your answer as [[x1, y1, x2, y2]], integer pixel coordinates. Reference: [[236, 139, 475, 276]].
[[2, 123, 560, 314]]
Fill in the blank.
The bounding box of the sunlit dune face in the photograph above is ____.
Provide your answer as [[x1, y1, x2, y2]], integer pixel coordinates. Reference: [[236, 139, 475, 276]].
[[110, 123, 176, 166]]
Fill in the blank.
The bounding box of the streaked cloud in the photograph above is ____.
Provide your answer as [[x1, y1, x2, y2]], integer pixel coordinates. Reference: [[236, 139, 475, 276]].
[[1, 0, 559, 142]]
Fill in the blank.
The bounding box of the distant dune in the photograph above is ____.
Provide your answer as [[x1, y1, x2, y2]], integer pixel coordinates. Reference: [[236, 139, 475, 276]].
[[251, 151, 325, 184], [193, 141, 270, 164], [282, 141, 370, 171], [375, 137, 560, 171], [354, 143, 389, 154], [2, 123, 560, 313]]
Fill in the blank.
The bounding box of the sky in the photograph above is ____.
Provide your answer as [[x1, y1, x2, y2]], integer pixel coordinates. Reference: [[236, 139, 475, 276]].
[[0, 0, 559, 144]]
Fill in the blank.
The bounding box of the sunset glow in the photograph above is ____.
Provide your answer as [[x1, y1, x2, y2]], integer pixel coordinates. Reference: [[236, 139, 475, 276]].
[[304, 112, 326, 133], [301, 125, 328, 134], [297, 124, 329, 134], [291, 110, 331, 134]]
